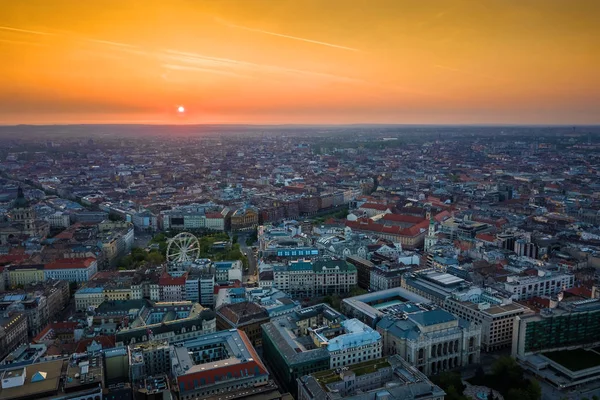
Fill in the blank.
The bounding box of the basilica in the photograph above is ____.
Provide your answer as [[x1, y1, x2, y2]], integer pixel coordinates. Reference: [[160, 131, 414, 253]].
[[0, 187, 49, 246]]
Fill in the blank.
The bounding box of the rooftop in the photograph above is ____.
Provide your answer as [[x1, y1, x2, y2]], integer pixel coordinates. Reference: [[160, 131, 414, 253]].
[[172, 329, 267, 379], [0, 359, 63, 400], [64, 354, 103, 389]]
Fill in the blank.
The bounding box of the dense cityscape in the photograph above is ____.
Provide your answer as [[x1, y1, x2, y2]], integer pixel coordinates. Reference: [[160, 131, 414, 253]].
[[0, 125, 599, 400]]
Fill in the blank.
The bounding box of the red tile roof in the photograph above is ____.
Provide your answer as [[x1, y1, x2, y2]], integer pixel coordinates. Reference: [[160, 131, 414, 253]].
[[75, 335, 116, 352], [476, 233, 497, 243], [345, 218, 429, 237], [213, 280, 241, 294], [45, 257, 96, 270], [434, 210, 452, 222], [205, 212, 224, 219], [381, 214, 425, 225], [176, 330, 266, 389], [159, 272, 187, 286], [33, 321, 78, 342], [564, 286, 592, 298], [359, 203, 389, 211], [0, 254, 30, 265]]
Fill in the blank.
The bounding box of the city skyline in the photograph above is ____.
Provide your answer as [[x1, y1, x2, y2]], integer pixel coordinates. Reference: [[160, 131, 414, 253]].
[[1, 0, 599, 125]]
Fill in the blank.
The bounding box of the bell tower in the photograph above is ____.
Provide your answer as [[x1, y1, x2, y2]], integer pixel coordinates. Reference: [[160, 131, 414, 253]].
[[11, 187, 35, 234], [424, 212, 438, 252]]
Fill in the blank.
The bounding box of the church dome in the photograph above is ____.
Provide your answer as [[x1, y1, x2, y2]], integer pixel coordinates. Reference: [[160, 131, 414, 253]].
[[12, 187, 30, 209]]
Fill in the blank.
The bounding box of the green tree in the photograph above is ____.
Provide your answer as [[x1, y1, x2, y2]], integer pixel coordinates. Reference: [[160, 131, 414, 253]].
[[526, 380, 541, 400], [147, 251, 165, 265], [69, 281, 78, 296], [474, 365, 485, 384], [118, 255, 133, 269], [507, 388, 529, 400], [232, 235, 238, 244], [108, 213, 124, 221], [350, 287, 368, 297], [433, 372, 467, 400], [323, 294, 342, 311]]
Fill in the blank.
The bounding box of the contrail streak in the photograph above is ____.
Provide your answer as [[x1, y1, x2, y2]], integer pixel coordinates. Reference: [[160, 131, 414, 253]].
[[88, 39, 137, 48], [162, 63, 245, 78], [0, 26, 53, 35], [0, 38, 44, 46], [166, 49, 364, 83], [215, 17, 359, 52]]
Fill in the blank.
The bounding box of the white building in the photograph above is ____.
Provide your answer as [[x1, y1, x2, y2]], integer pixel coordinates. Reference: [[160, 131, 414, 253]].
[[504, 270, 574, 300], [444, 288, 532, 352], [401, 270, 534, 351], [328, 319, 383, 369], [46, 212, 70, 229], [44, 257, 98, 282], [159, 273, 186, 302], [203, 212, 225, 231], [214, 261, 243, 284]]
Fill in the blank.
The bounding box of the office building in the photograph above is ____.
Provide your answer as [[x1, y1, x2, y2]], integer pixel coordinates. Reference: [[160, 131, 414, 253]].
[[216, 302, 270, 346], [262, 304, 381, 395], [273, 259, 357, 298], [504, 270, 574, 301], [297, 355, 446, 400], [99, 300, 217, 346], [513, 299, 600, 390], [172, 329, 269, 399], [0, 313, 28, 361], [513, 298, 600, 358], [340, 287, 480, 374], [402, 270, 531, 351], [44, 257, 98, 282], [129, 340, 171, 382]]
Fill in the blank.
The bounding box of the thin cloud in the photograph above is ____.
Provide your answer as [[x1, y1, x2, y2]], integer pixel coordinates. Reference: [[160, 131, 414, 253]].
[[162, 63, 245, 78], [165, 49, 364, 84], [0, 26, 54, 36], [0, 38, 45, 47], [87, 39, 138, 48], [214, 17, 359, 52]]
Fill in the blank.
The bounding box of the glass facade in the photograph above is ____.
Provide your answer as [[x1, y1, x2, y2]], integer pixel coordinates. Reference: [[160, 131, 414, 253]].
[[524, 309, 600, 352], [276, 249, 319, 257]]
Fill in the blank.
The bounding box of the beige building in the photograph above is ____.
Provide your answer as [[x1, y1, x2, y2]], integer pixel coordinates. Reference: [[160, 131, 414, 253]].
[[75, 287, 105, 311], [230, 207, 259, 232], [8, 264, 45, 287], [0, 312, 28, 361]]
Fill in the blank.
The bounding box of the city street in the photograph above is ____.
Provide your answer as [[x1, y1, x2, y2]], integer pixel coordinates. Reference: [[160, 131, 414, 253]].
[[235, 233, 258, 283]]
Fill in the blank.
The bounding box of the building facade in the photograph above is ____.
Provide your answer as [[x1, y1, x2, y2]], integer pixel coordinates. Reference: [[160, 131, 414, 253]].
[[297, 355, 446, 400], [44, 257, 98, 282], [0, 313, 28, 361], [504, 271, 574, 301], [173, 329, 269, 399], [273, 259, 357, 298]]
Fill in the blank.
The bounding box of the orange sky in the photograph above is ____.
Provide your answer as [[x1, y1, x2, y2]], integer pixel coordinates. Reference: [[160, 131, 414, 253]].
[[1, 0, 599, 125]]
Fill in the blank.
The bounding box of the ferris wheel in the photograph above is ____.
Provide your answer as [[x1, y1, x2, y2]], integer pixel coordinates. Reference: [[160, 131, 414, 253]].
[[166, 232, 200, 264]]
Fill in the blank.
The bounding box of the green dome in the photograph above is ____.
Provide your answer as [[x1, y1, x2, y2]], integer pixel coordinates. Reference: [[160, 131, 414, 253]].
[[12, 186, 30, 209]]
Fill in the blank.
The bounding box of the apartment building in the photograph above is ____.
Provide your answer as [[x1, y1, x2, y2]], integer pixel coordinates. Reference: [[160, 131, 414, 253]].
[[273, 259, 357, 298]]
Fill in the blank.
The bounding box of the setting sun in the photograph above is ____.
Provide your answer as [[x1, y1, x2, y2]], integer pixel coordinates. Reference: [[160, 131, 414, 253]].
[[178, 106, 185, 113]]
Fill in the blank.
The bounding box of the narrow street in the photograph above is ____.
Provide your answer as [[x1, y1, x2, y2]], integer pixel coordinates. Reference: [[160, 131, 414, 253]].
[[235, 233, 258, 284]]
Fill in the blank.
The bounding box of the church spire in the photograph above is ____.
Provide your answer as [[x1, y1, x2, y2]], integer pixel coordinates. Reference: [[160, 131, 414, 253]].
[[13, 186, 30, 209]]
